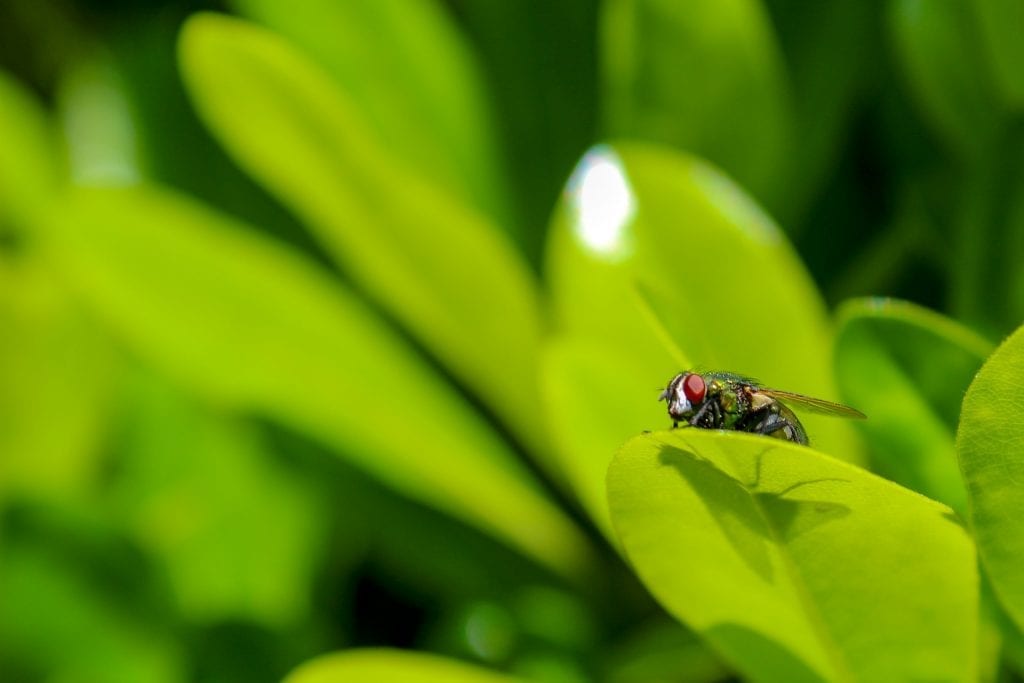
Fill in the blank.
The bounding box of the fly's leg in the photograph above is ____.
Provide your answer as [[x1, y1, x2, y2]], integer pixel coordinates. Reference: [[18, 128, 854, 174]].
[[738, 408, 808, 445], [689, 397, 723, 429]]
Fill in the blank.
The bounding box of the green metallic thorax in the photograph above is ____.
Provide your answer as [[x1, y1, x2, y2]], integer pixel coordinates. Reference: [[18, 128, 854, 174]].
[[705, 377, 751, 429]]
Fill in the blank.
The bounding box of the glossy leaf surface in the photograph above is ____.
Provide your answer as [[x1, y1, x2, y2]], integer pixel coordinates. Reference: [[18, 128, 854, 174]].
[[179, 14, 546, 455], [609, 429, 977, 682], [543, 143, 859, 534], [958, 322, 1024, 631], [835, 298, 992, 513], [44, 185, 590, 579]]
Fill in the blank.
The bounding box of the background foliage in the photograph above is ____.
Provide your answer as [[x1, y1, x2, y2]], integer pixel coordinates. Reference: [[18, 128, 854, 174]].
[[2, 1, 1024, 682]]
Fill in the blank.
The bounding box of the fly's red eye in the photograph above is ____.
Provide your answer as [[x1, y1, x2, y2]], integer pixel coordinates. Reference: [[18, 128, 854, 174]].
[[683, 373, 706, 404]]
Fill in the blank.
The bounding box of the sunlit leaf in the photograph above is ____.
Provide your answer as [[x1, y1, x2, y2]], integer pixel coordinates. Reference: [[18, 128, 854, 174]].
[[285, 648, 527, 683], [230, 0, 511, 230], [178, 14, 548, 458], [543, 143, 860, 534], [0, 70, 60, 226], [43, 184, 591, 580], [835, 297, 993, 513], [601, 0, 792, 208], [0, 261, 115, 499], [609, 429, 977, 683], [958, 321, 1024, 632]]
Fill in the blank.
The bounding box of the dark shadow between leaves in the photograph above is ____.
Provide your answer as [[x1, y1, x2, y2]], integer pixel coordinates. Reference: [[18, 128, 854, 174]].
[[706, 623, 828, 683], [657, 445, 851, 583]]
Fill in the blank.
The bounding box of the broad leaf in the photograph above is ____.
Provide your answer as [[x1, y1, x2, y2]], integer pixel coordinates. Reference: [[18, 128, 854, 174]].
[[43, 184, 591, 580], [958, 321, 1024, 632], [178, 14, 547, 457], [230, 0, 511, 229], [601, 0, 791, 209], [609, 429, 977, 683], [835, 297, 992, 513], [543, 144, 860, 535], [285, 649, 526, 683]]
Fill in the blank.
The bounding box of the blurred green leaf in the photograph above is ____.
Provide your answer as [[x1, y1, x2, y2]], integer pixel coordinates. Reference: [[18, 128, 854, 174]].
[[44, 184, 591, 580], [608, 429, 977, 683], [110, 373, 326, 627], [603, 620, 728, 683], [888, 0, 1002, 153], [0, 260, 115, 499], [0, 69, 60, 226], [765, 0, 875, 223], [834, 297, 992, 513], [0, 548, 183, 683], [601, 0, 792, 208], [230, 0, 512, 231], [974, 0, 1024, 109], [543, 144, 860, 534], [958, 321, 1024, 632], [286, 648, 527, 683], [178, 14, 548, 458]]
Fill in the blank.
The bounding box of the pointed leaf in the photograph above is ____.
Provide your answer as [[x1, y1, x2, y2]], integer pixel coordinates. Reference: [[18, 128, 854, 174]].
[[178, 14, 547, 456], [43, 184, 591, 580], [230, 0, 512, 229], [609, 429, 977, 682]]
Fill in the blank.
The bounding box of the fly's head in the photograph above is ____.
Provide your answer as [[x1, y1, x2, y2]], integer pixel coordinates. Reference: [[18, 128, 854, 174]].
[[659, 372, 707, 422]]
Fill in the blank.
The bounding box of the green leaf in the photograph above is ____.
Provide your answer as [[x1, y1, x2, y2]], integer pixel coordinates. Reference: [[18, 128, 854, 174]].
[[888, 0, 1002, 153], [608, 429, 977, 683], [601, 0, 792, 208], [0, 549, 184, 683], [178, 14, 547, 457], [542, 144, 860, 534], [834, 297, 993, 513], [285, 648, 528, 683], [0, 260, 116, 500], [110, 373, 326, 627], [230, 0, 512, 230], [44, 184, 591, 580], [0, 70, 60, 226], [958, 321, 1024, 632], [974, 0, 1024, 108]]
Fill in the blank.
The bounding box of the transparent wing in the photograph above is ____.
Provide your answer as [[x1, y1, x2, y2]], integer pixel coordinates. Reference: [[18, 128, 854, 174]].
[[759, 389, 867, 419]]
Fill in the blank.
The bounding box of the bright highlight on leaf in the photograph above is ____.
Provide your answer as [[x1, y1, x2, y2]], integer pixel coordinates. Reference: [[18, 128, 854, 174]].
[[608, 429, 977, 683], [566, 146, 636, 260]]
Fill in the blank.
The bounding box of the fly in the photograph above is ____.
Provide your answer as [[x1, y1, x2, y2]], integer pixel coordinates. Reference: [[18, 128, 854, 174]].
[[658, 371, 865, 446]]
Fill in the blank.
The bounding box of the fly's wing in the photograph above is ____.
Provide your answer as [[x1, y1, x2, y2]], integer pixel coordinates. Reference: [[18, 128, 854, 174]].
[[759, 389, 867, 419]]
